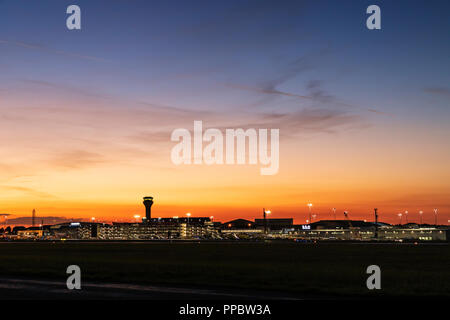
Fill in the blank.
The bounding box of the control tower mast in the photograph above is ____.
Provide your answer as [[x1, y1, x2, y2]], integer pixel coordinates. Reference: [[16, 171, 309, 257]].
[[143, 197, 154, 222]]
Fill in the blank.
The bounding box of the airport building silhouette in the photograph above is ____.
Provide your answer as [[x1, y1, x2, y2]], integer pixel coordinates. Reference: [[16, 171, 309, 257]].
[[9, 197, 449, 241]]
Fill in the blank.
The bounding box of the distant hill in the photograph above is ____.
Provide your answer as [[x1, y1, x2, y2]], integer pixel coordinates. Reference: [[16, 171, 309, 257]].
[[3, 216, 81, 226]]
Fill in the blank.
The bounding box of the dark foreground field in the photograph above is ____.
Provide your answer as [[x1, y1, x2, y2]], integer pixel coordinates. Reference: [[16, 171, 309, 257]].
[[0, 241, 448, 299]]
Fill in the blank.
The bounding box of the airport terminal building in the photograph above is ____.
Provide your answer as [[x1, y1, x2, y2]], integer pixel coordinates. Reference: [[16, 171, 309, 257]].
[[48, 217, 218, 240], [96, 218, 217, 240], [7, 198, 449, 242], [221, 218, 449, 242], [282, 220, 449, 242]]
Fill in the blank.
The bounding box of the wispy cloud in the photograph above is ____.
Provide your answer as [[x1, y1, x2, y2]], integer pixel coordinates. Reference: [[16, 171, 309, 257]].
[[226, 83, 312, 100], [128, 106, 365, 146], [223, 50, 389, 115], [424, 87, 450, 98], [0, 185, 56, 198], [48, 150, 105, 169], [0, 39, 110, 62], [18, 79, 114, 100], [256, 108, 366, 136], [228, 79, 390, 116]]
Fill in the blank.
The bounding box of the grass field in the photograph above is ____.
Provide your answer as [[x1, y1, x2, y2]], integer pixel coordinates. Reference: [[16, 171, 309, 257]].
[[0, 241, 448, 298]]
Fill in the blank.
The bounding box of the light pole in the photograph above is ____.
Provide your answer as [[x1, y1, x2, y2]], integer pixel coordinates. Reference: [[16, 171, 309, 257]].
[[307, 203, 313, 224], [433, 208, 438, 226], [405, 211, 408, 224], [419, 211, 423, 225], [332, 208, 336, 220], [186, 213, 191, 239], [263, 209, 271, 234], [374, 208, 378, 239], [398, 213, 402, 225]]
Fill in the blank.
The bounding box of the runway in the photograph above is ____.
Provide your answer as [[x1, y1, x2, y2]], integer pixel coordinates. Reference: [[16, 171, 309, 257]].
[[0, 277, 302, 300]]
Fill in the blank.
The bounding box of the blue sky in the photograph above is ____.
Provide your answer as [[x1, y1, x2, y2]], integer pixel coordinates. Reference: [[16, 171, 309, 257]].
[[1, 0, 448, 118]]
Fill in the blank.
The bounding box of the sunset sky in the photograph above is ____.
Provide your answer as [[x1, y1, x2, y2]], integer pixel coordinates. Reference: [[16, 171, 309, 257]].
[[0, 0, 449, 224]]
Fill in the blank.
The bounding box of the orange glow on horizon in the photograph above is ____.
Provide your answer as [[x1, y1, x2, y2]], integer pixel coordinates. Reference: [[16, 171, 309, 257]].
[[1, 86, 449, 226]]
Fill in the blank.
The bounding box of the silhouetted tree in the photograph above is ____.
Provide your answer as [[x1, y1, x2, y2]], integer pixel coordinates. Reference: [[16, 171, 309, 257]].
[[12, 226, 26, 234]]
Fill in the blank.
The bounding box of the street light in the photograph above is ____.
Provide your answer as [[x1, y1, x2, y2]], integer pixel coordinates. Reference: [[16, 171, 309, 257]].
[[91, 217, 96, 222], [433, 208, 438, 226], [210, 216, 214, 222], [419, 211, 423, 225], [405, 211, 408, 224], [374, 208, 379, 239], [185, 213, 192, 238], [263, 209, 271, 234], [133, 215, 140, 223], [398, 213, 402, 225], [332, 208, 336, 220], [307, 203, 313, 224]]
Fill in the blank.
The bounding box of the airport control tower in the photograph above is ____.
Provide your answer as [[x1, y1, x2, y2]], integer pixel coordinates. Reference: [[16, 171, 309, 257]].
[[143, 196, 154, 221]]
